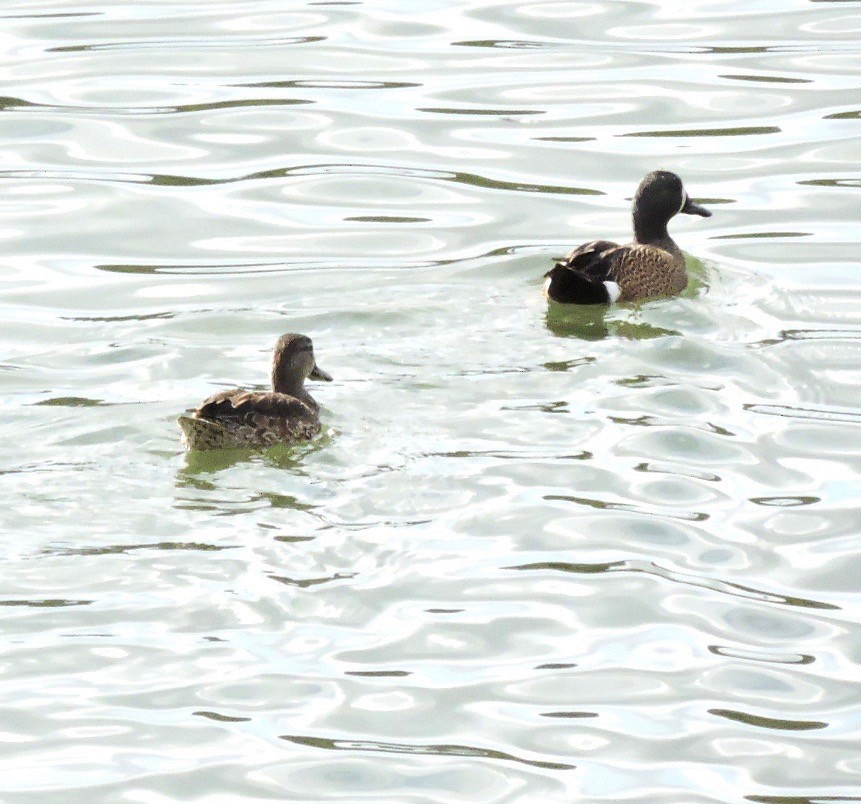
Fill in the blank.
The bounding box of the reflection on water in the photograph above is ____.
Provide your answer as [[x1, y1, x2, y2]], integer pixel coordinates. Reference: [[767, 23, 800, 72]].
[[545, 303, 613, 339], [544, 302, 683, 340], [1, 0, 859, 802], [178, 443, 318, 477]]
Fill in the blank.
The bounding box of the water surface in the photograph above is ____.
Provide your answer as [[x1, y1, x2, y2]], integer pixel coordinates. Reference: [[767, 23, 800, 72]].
[[1, 1, 860, 802]]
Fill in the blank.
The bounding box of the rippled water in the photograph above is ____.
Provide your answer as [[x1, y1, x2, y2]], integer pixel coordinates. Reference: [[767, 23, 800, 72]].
[[2, 1, 860, 801]]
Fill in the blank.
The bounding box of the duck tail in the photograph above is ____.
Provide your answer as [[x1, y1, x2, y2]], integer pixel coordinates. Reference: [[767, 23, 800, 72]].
[[178, 415, 233, 450], [544, 265, 621, 305]]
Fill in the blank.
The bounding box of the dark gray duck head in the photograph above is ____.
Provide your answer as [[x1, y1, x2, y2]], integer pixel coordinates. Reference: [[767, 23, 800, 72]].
[[632, 170, 711, 243]]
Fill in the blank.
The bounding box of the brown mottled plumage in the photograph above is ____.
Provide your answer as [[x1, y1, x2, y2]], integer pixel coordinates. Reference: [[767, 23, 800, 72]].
[[178, 333, 332, 451], [544, 171, 711, 305]]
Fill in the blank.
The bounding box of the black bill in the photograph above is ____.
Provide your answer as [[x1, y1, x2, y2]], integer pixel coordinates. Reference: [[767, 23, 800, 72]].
[[681, 195, 712, 217]]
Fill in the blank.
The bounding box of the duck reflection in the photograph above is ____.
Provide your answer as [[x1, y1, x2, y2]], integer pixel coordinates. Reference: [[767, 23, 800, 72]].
[[544, 302, 679, 340], [178, 439, 324, 477]]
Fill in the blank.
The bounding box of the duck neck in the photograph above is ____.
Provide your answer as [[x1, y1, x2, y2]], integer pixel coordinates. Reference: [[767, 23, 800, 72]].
[[274, 373, 317, 410], [296, 387, 318, 411], [633, 210, 678, 254]]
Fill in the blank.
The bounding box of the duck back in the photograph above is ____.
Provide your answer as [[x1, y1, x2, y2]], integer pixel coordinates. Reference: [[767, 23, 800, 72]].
[[180, 389, 321, 450], [558, 240, 620, 281]]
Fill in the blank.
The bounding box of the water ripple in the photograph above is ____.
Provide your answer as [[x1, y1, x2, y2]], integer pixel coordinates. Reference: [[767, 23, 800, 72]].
[[0, 163, 605, 196], [709, 708, 828, 731], [507, 560, 840, 610], [281, 735, 576, 771], [47, 35, 327, 53], [1, 1, 859, 801]]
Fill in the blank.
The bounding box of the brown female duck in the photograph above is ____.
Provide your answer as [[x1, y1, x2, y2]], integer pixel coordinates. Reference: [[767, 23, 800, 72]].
[[544, 171, 711, 304], [178, 333, 331, 450]]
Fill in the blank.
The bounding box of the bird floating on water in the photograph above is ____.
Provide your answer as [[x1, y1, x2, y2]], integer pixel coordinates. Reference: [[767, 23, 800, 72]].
[[178, 333, 331, 450], [544, 171, 711, 305]]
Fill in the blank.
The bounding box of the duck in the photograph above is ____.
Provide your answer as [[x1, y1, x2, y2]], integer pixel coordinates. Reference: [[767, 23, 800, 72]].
[[544, 171, 711, 305], [178, 333, 332, 450]]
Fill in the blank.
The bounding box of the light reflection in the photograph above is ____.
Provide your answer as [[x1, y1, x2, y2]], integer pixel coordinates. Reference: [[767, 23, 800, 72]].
[[1, 0, 859, 801]]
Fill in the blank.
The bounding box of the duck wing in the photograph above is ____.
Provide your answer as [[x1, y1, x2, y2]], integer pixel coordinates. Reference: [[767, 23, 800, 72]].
[[194, 389, 317, 426], [556, 240, 621, 281], [180, 389, 321, 449], [544, 240, 624, 304]]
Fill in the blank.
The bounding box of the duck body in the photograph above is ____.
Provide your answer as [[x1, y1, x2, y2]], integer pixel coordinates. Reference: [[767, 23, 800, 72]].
[[179, 333, 331, 451], [178, 389, 322, 450], [544, 171, 711, 305]]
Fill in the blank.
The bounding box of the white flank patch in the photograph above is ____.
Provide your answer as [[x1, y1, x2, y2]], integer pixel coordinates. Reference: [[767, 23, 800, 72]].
[[542, 275, 553, 297], [604, 281, 622, 303]]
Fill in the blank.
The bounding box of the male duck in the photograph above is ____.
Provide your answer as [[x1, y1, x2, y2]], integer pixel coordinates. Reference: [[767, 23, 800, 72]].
[[178, 333, 332, 450], [544, 170, 711, 305]]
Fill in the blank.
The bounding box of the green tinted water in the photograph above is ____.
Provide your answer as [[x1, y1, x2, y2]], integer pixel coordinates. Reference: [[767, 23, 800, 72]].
[[1, 2, 860, 801]]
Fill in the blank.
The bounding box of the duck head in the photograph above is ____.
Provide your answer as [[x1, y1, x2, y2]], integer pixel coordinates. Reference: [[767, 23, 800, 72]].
[[633, 170, 711, 242], [271, 333, 332, 395]]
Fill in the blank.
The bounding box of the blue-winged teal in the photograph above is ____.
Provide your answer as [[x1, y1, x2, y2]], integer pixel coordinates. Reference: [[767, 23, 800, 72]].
[[178, 333, 332, 450], [544, 171, 711, 304]]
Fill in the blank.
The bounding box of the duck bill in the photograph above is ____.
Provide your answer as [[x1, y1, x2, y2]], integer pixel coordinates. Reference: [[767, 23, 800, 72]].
[[681, 195, 712, 217], [310, 364, 333, 382]]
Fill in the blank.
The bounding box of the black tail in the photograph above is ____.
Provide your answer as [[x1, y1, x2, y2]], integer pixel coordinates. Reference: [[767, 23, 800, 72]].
[[544, 265, 612, 305]]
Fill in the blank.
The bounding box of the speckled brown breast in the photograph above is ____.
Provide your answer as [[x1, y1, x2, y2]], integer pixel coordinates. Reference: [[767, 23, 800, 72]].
[[608, 244, 688, 301]]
